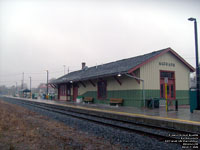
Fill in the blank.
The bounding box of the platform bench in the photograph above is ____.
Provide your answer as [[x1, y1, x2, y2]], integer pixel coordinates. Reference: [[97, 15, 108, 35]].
[[110, 98, 123, 106], [83, 97, 94, 103]]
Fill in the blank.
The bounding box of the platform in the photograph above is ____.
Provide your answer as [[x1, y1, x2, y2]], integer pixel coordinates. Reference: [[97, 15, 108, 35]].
[[1, 96, 200, 133]]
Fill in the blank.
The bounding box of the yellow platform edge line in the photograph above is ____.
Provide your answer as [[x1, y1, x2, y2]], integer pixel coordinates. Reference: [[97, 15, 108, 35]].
[[53, 102, 200, 125]]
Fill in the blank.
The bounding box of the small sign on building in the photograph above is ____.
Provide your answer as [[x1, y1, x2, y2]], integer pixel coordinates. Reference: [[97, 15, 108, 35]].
[[164, 77, 168, 84]]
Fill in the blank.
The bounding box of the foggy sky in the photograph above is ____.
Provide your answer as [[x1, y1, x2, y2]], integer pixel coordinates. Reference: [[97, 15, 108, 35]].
[[0, 0, 200, 88]]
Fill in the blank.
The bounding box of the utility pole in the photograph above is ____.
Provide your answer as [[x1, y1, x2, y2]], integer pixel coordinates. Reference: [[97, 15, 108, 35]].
[[16, 82, 17, 94], [188, 17, 200, 110], [46, 70, 49, 96], [21, 72, 24, 89], [29, 77, 32, 99], [63, 65, 66, 75]]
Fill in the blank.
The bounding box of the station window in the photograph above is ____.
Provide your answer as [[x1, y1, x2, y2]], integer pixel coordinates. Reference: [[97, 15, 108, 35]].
[[160, 72, 174, 79], [167, 85, 169, 95], [171, 85, 174, 98], [98, 80, 107, 99], [60, 85, 67, 96], [59, 85, 63, 95], [64, 85, 66, 95], [67, 87, 71, 96], [160, 84, 164, 98], [62, 87, 64, 95]]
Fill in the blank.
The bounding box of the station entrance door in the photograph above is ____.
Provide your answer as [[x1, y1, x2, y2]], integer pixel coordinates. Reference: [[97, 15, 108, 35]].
[[160, 71, 175, 100]]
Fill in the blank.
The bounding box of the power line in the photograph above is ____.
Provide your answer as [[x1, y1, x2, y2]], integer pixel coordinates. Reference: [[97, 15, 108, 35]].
[[0, 73, 22, 77], [0, 69, 73, 77], [0, 80, 22, 83]]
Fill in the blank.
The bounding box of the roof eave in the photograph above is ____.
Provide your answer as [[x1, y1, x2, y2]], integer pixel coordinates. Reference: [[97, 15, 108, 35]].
[[53, 71, 128, 85]]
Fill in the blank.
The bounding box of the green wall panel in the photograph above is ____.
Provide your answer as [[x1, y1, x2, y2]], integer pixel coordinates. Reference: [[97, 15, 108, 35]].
[[81, 90, 189, 107], [145, 90, 160, 99], [176, 90, 189, 105], [81, 89, 160, 107]]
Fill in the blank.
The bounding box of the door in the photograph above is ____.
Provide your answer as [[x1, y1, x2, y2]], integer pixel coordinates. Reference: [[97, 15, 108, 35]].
[[167, 80, 175, 99], [73, 86, 78, 101], [66, 85, 71, 101], [160, 71, 175, 100]]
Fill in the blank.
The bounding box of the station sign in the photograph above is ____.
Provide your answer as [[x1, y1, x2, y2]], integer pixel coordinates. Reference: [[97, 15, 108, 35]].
[[159, 62, 175, 67]]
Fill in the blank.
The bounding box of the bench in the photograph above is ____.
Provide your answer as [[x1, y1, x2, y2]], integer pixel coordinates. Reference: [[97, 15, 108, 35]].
[[83, 97, 94, 103], [110, 98, 123, 106]]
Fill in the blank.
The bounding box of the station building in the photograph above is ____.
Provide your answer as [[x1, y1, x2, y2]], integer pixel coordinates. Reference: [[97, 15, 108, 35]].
[[51, 48, 195, 107]]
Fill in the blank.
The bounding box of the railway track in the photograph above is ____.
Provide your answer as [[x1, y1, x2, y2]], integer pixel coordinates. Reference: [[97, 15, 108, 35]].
[[2, 97, 199, 145]]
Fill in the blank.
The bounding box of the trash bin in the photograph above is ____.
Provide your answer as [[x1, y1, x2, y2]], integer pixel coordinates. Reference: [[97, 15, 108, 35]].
[[146, 99, 153, 108], [153, 98, 160, 108], [32, 93, 35, 99], [76, 96, 83, 103], [146, 98, 159, 108], [190, 88, 197, 113]]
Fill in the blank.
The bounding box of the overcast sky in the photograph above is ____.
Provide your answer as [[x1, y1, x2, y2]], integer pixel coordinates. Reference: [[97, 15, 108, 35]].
[[0, 0, 200, 88]]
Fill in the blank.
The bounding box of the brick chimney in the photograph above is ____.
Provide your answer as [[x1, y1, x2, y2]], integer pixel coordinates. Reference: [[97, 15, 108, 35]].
[[82, 62, 86, 69]]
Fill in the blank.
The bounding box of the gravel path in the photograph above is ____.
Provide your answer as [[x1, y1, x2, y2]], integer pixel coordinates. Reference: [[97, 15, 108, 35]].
[[3, 97, 182, 150]]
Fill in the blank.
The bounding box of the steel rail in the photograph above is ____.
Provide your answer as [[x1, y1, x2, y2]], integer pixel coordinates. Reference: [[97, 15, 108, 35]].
[[4, 98, 199, 144]]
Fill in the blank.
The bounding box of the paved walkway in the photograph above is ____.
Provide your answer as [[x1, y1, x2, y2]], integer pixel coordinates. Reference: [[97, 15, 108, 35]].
[[27, 98, 200, 123]]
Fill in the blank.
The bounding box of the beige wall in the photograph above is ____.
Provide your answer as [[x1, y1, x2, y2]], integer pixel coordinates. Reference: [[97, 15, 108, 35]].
[[140, 52, 191, 90], [78, 80, 97, 95], [78, 74, 141, 95], [106, 75, 140, 91]]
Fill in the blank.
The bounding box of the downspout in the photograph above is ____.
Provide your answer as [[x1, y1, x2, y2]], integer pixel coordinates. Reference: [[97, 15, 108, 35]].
[[125, 73, 145, 107]]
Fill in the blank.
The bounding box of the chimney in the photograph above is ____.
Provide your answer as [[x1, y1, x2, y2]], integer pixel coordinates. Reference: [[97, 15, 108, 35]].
[[82, 62, 86, 69]]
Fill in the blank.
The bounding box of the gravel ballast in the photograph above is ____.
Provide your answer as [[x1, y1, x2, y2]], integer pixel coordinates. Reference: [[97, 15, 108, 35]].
[[2, 97, 182, 150]]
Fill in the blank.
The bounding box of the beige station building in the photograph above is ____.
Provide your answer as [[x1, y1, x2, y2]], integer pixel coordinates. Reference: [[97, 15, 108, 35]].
[[51, 48, 194, 107]]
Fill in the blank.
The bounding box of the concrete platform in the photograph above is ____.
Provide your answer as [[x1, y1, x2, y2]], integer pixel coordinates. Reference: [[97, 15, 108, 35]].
[[1, 96, 200, 133]]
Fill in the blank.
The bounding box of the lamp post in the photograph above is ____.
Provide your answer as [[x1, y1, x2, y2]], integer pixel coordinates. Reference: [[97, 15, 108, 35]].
[[63, 65, 66, 75], [46, 70, 49, 96], [188, 17, 200, 110], [29, 77, 32, 99]]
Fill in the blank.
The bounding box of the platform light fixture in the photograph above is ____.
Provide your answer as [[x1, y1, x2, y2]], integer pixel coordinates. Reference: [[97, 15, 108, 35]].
[[188, 17, 196, 21], [117, 73, 121, 77]]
